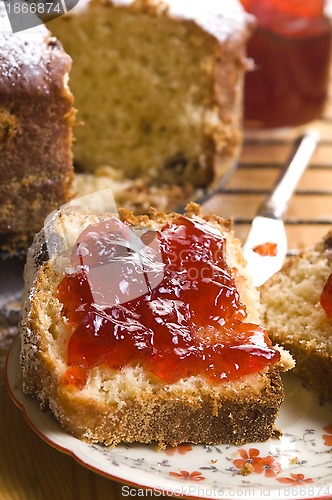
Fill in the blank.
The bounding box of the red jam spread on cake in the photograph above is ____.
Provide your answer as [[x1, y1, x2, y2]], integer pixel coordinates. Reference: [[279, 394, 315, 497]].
[[58, 216, 280, 387], [320, 273, 332, 318]]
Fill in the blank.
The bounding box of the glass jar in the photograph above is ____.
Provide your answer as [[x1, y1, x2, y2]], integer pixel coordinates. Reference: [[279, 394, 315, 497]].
[[241, 0, 332, 128]]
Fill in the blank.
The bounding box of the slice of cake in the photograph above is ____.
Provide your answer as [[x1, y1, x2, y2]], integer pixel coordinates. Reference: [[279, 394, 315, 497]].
[[0, 6, 75, 253], [48, 0, 252, 188], [260, 233, 332, 399], [20, 203, 292, 447]]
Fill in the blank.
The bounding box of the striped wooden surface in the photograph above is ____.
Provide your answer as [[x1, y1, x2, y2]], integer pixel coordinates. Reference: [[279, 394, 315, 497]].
[[203, 86, 332, 249], [203, 121, 332, 251], [1, 98, 332, 500]]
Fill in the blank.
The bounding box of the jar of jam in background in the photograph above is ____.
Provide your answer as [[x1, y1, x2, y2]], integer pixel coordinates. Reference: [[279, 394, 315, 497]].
[[240, 0, 332, 129]]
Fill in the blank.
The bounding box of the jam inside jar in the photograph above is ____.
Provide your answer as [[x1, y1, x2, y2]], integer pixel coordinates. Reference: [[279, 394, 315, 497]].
[[241, 0, 332, 128], [58, 216, 280, 387]]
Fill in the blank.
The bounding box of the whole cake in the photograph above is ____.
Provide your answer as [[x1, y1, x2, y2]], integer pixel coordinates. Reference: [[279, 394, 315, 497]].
[[0, 6, 74, 253], [0, 0, 253, 252], [260, 232, 332, 399], [20, 203, 293, 447], [48, 0, 252, 186]]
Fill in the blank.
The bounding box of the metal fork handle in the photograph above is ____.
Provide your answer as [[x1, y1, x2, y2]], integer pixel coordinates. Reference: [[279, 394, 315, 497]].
[[259, 129, 320, 220]]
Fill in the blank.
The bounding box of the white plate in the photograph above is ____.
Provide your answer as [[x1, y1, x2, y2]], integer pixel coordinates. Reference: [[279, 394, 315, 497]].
[[6, 335, 332, 500]]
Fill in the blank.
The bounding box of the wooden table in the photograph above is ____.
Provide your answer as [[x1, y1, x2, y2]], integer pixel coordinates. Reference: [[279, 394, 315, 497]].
[[1, 105, 332, 500]]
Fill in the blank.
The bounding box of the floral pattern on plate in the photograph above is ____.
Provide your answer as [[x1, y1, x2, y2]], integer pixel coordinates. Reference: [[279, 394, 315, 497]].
[[6, 336, 332, 500]]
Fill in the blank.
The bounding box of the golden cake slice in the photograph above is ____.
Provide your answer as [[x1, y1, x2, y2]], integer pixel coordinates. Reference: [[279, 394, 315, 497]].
[[20, 204, 293, 447]]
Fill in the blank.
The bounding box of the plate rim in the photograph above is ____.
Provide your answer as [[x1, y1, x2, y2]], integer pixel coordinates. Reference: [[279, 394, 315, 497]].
[[5, 334, 332, 500]]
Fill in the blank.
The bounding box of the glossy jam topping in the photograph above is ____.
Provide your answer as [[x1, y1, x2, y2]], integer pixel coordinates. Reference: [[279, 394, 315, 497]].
[[240, 0, 332, 128], [58, 216, 280, 387], [320, 273, 332, 318], [253, 242, 278, 257]]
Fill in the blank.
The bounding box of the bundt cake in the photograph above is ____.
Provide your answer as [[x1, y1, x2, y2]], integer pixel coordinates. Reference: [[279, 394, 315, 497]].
[[0, 6, 74, 253], [48, 0, 252, 186], [0, 0, 253, 253], [20, 203, 293, 447]]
